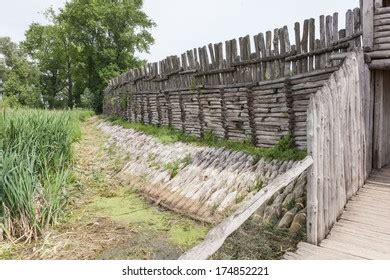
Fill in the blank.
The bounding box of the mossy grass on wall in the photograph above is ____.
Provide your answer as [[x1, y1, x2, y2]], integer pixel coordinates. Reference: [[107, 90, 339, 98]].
[[104, 116, 307, 161]]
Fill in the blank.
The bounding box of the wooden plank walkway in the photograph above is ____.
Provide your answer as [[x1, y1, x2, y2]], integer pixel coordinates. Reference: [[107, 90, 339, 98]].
[[285, 167, 390, 260]]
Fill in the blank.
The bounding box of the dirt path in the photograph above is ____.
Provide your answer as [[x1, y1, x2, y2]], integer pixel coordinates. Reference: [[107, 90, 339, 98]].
[[0, 117, 208, 260]]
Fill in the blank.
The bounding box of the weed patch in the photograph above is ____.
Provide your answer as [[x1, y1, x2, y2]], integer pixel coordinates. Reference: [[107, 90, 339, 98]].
[[164, 154, 193, 179], [250, 176, 265, 192]]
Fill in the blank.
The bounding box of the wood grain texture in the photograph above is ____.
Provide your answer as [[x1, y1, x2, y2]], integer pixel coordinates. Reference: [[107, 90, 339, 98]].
[[286, 170, 390, 260], [306, 52, 372, 244], [103, 9, 363, 150], [179, 156, 313, 260]]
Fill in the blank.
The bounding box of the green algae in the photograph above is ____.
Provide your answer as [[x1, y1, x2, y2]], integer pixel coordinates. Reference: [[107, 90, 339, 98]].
[[90, 192, 208, 248], [169, 224, 208, 247]]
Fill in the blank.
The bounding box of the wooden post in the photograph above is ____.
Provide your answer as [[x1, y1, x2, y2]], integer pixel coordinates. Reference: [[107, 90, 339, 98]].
[[373, 70, 385, 169], [362, 0, 374, 51]]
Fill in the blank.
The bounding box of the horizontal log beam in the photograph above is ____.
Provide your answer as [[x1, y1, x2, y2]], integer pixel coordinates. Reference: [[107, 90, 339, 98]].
[[286, 43, 351, 62], [375, 7, 390, 15], [368, 58, 390, 69]]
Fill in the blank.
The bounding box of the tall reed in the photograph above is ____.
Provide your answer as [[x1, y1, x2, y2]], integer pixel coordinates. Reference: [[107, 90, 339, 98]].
[[0, 109, 92, 242]]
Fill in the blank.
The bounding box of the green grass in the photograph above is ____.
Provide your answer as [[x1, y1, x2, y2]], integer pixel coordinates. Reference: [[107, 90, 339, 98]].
[[250, 176, 265, 192], [105, 116, 307, 161], [0, 108, 94, 242], [164, 154, 193, 179]]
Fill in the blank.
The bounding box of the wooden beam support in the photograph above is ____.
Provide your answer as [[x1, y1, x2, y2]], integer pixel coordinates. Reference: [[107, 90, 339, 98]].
[[362, 0, 375, 51], [373, 70, 385, 169]]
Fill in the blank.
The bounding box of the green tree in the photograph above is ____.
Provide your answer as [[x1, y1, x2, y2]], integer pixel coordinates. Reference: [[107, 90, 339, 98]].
[[24, 22, 73, 108], [0, 37, 42, 107], [24, 0, 155, 112]]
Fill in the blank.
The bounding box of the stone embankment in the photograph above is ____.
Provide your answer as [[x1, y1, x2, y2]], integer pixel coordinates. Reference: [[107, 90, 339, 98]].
[[97, 122, 307, 229]]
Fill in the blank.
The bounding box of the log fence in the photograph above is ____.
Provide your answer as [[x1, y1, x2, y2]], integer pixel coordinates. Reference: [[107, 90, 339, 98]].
[[306, 52, 373, 244], [104, 9, 362, 149], [103, 3, 388, 253]]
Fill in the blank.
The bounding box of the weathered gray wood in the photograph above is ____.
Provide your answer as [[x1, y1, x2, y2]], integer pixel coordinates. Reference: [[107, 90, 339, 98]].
[[295, 22, 302, 74], [374, 42, 390, 50], [315, 40, 321, 69], [290, 178, 390, 259], [373, 70, 385, 169], [104, 9, 364, 151], [266, 31, 273, 79], [376, 7, 390, 14], [374, 36, 390, 44], [286, 43, 350, 61], [302, 19, 309, 73], [346, 10, 355, 50], [309, 19, 316, 71], [258, 33, 267, 80], [179, 156, 313, 260], [368, 49, 390, 58], [283, 26, 291, 76], [291, 45, 297, 74], [320, 15, 327, 67], [354, 8, 362, 48], [375, 0, 384, 9], [330, 52, 352, 60], [208, 43, 216, 68], [306, 52, 371, 245], [273, 29, 281, 78], [374, 25, 390, 33], [326, 15, 333, 67]]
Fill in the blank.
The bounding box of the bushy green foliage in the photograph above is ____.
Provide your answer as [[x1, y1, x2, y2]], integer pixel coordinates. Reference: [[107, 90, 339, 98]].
[[105, 117, 307, 161], [0, 109, 92, 241], [23, 0, 155, 112], [0, 37, 43, 108], [0, 96, 21, 109]]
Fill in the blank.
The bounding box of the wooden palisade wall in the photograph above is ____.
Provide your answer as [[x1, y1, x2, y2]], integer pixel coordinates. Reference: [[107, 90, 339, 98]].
[[103, 9, 362, 149], [306, 52, 373, 244]]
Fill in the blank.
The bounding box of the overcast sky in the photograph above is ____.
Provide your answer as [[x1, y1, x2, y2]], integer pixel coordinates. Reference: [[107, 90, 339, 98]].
[[1, 0, 359, 62]]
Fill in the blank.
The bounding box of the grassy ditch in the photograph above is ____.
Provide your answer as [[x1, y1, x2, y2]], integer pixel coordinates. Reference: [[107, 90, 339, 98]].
[[104, 116, 307, 161], [0, 109, 94, 242], [2, 116, 208, 260], [212, 218, 305, 260]]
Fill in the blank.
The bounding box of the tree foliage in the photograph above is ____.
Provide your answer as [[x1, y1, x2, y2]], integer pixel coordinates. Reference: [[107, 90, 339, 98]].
[[19, 0, 154, 112], [0, 37, 42, 108]]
